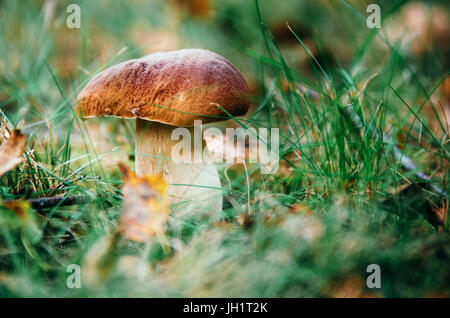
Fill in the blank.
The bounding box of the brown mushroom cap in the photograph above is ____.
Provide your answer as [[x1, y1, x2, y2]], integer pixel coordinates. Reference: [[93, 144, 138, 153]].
[[76, 49, 250, 126]]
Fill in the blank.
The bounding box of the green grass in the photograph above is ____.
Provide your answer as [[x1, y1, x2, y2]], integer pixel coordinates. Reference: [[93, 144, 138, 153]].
[[0, 0, 449, 297]]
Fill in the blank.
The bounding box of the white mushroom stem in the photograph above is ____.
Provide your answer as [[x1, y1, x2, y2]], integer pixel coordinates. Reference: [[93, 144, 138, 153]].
[[135, 119, 223, 212]]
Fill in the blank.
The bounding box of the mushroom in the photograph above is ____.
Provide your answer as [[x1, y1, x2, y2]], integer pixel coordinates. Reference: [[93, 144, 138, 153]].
[[76, 49, 250, 212]]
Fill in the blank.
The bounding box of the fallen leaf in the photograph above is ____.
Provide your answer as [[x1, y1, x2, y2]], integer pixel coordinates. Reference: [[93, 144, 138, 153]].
[[0, 130, 26, 176], [118, 162, 170, 242], [3, 200, 30, 220]]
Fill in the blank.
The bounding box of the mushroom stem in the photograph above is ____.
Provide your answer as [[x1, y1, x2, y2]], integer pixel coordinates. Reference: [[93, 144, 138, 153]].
[[135, 118, 222, 212]]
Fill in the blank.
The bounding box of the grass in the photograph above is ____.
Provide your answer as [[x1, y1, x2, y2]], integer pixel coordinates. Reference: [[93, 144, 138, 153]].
[[0, 0, 449, 297]]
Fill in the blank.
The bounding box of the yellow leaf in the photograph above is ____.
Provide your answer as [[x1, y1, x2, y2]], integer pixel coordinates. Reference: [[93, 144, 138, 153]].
[[3, 200, 30, 221], [118, 162, 170, 242], [0, 130, 26, 176]]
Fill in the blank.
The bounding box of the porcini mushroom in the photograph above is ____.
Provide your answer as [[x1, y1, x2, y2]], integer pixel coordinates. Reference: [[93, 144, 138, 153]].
[[76, 49, 250, 212]]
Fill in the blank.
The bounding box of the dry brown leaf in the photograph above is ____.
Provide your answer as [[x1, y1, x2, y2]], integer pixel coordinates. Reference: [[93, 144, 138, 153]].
[[118, 162, 170, 242], [0, 130, 26, 176], [3, 200, 30, 220]]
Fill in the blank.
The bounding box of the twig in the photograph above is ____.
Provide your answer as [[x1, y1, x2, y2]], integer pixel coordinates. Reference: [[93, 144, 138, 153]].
[[5, 195, 93, 210]]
